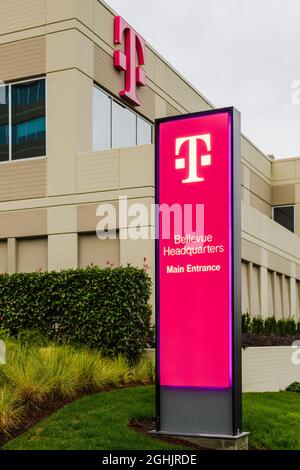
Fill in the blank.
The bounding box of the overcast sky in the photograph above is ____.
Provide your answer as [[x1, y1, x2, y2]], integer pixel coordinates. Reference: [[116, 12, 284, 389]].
[[106, 0, 300, 159]]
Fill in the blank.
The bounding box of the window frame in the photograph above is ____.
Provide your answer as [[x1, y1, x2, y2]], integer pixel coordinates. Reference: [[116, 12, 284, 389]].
[[272, 204, 295, 233], [0, 76, 47, 164], [93, 83, 153, 151], [0, 84, 9, 162]]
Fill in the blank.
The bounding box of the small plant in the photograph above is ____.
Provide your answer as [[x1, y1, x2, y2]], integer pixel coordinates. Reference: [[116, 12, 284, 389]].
[[0, 329, 11, 342], [71, 349, 104, 392], [242, 313, 252, 333], [2, 346, 52, 404], [143, 257, 150, 272], [39, 346, 77, 399], [0, 386, 24, 435], [131, 355, 155, 385]]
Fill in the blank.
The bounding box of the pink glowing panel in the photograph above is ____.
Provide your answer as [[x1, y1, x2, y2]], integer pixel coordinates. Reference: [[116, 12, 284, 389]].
[[157, 111, 232, 389]]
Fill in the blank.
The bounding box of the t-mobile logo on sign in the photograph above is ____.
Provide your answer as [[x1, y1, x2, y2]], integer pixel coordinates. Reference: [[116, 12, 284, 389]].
[[114, 16, 146, 107], [175, 134, 212, 184]]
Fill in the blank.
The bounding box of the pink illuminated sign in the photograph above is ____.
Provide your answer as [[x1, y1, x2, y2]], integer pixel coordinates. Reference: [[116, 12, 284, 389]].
[[156, 110, 233, 389]]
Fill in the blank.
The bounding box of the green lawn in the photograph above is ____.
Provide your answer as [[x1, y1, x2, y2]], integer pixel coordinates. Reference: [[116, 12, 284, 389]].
[[243, 391, 300, 450], [3, 386, 300, 450], [3, 386, 187, 450]]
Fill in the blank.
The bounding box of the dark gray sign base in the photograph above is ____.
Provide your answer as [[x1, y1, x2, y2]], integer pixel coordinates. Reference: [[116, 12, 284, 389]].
[[149, 430, 249, 451], [159, 387, 236, 436]]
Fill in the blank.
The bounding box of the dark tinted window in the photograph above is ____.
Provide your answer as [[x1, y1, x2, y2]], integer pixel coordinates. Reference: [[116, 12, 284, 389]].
[[0, 86, 9, 162], [11, 79, 46, 160], [273, 206, 294, 233]]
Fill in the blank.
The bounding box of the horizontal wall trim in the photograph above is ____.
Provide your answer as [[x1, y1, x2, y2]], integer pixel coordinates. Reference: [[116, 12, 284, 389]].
[[242, 232, 300, 273], [242, 185, 272, 207]]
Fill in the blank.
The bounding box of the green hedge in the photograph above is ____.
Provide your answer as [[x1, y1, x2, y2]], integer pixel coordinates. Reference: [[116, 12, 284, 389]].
[[242, 313, 300, 336], [0, 266, 152, 362]]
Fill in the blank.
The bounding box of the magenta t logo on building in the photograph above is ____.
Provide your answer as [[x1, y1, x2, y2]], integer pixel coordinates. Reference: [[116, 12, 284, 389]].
[[175, 134, 212, 184], [114, 15, 146, 107]]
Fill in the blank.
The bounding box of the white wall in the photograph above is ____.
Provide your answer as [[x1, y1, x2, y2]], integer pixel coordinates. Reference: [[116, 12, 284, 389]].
[[242, 346, 300, 392]]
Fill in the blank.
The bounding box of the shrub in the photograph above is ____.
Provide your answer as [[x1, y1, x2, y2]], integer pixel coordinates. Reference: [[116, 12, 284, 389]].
[[263, 317, 277, 335], [283, 318, 297, 336], [0, 266, 152, 363], [242, 314, 300, 336], [286, 382, 300, 393], [251, 317, 264, 335], [276, 319, 286, 336], [275, 318, 298, 336]]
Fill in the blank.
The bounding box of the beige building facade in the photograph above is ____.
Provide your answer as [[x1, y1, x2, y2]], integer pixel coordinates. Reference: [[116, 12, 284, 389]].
[[0, 0, 299, 320]]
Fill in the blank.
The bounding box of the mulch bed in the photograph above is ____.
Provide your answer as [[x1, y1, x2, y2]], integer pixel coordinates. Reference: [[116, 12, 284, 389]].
[[242, 333, 300, 348], [129, 417, 205, 450]]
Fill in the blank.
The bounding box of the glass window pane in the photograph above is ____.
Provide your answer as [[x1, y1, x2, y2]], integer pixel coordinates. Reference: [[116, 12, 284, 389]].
[[12, 79, 46, 160], [0, 85, 9, 162], [112, 101, 136, 148], [273, 206, 294, 233], [137, 116, 152, 145], [37, 116, 45, 139], [93, 87, 111, 151]]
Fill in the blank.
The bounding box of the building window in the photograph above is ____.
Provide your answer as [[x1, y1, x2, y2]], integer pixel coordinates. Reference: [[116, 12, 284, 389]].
[[0, 78, 46, 163], [0, 86, 9, 162], [137, 115, 152, 145], [93, 85, 153, 151], [112, 100, 136, 148], [93, 86, 111, 151], [273, 205, 295, 233]]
